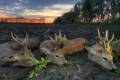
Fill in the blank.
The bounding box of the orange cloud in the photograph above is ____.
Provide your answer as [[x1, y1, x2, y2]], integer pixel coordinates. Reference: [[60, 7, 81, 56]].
[[0, 10, 9, 18], [0, 10, 16, 18], [23, 10, 63, 17]]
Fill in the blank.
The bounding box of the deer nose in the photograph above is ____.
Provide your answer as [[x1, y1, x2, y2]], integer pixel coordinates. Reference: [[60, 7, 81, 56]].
[[112, 62, 117, 70], [111, 68, 116, 72], [111, 69, 115, 71], [113, 65, 117, 70], [110, 65, 116, 71]]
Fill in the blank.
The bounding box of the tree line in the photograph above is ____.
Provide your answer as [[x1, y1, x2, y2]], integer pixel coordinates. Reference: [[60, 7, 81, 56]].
[[54, 0, 120, 24]]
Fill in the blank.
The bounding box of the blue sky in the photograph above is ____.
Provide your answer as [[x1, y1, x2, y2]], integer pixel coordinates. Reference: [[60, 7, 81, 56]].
[[0, 0, 80, 18]]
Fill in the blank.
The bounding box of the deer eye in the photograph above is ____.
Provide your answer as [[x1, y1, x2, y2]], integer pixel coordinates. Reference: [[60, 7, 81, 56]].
[[56, 55, 59, 57], [9, 56, 14, 59], [56, 55, 60, 57], [97, 50, 103, 53], [103, 57, 108, 61]]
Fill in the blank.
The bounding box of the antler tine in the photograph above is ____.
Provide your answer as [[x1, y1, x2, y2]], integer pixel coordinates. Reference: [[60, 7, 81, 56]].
[[97, 29, 103, 41], [49, 36, 55, 41], [107, 34, 114, 47], [26, 33, 29, 40], [109, 34, 114, 43], [23, 33, 29, 46], [55, 33, 58, 41], [11, 32, 21, 44], [105, 30, 108, 41], [64, 34, 68, 40], [11, 32, 18, 39], [59, 30, 62, 39], [25, 33, 29, 42], [63, 34, 66, 39], [11, 32, 15, 40]]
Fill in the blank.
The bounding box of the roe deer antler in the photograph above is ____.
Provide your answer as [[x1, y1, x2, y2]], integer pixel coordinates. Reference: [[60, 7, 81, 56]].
[[11, 32, 29, 47], [97, 29, 114, 54], [49, 31, 68, 45]]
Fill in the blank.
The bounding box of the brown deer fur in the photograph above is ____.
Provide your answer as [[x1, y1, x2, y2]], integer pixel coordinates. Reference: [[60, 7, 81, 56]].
[[58, 38, 87, 56]]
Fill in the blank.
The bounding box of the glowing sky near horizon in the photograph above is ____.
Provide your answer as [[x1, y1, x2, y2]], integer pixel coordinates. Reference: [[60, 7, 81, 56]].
[[0, 0, 80, 18]]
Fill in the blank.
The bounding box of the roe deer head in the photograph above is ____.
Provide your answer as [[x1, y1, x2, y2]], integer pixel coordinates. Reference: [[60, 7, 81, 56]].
[[0, 32, 38, 67], [40, 31, 68, 65], [86, 29, 116, 70]]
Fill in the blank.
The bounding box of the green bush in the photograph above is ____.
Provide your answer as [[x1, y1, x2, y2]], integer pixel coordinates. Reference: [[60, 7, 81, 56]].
[[28, 57, 48, 80], [112, 39, 120, 76], [114, 68, 120, 75], [112, 39, 120, 62], [111, 18, 120, 24], [112, 39, 120, 46]]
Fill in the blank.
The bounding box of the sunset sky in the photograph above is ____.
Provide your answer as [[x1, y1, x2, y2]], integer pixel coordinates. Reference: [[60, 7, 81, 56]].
[[0, 0, 80, 18]]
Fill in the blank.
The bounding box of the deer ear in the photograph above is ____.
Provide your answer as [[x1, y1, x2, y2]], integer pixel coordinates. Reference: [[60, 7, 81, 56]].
[[85, 46, 91, 51], [40, 48, 51, 55], [85, 46, 96, 55]]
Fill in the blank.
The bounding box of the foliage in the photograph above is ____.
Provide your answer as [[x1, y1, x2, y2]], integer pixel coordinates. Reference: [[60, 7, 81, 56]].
[[112, 39, 120, 76], [67, 59, 74, 65], [54, 1, 81, 24], [112, 39, 120, 46], [27, 57, 48, 80], [113, 52, 120, 62], [112, 18, 120, 24], [82, 0, 95, 22], [54, 0, 120, 24], [112, 39, 120, 62], [67, 59, 81, 65], [114, 68, 120, 75]]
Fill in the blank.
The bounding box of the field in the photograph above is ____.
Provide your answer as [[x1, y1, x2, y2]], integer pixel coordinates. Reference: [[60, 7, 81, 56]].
[[0, 23, 120, 80]]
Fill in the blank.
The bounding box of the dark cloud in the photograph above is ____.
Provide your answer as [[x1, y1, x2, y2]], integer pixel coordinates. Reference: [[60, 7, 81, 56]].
[[22, 0, 78, 9], [0, 0, 78, 9]]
